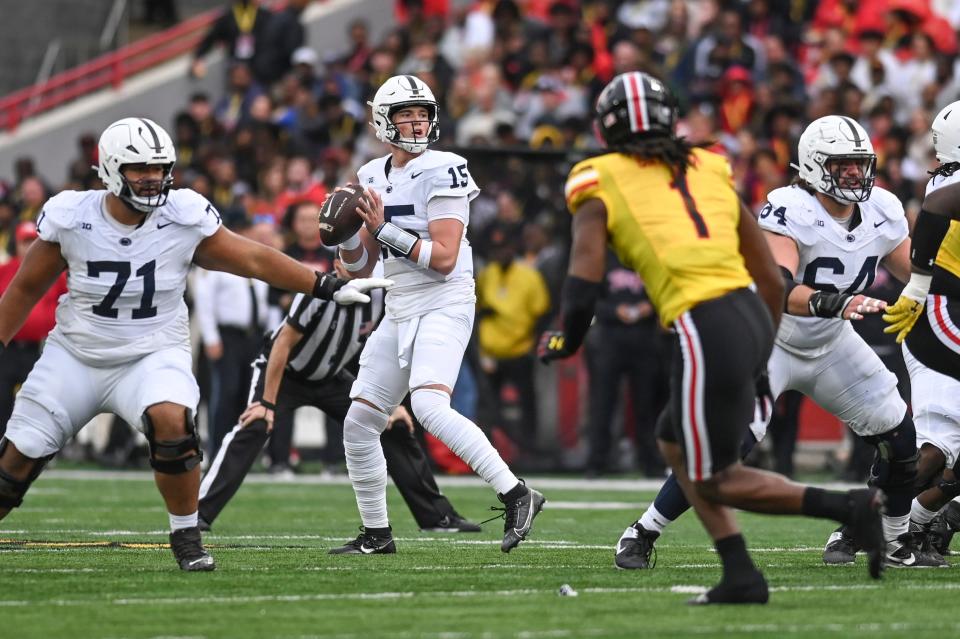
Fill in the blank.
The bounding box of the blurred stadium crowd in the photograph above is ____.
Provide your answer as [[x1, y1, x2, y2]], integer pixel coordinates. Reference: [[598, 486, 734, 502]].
[[0, 0, 959, 476]]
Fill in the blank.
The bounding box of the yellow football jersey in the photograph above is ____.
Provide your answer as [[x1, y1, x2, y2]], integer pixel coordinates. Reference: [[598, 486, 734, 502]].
[[565, 148, 752, 326], [936, 222, 960, 281]]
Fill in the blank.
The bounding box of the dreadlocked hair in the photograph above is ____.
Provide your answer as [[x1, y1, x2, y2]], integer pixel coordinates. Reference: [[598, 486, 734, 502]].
[[929, 162, 960, 178], [611, 135, 707, 178]]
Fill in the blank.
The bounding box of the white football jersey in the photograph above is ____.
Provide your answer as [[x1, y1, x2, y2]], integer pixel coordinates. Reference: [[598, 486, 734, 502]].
[[926, 167, 960, 196], [758, 185, 908, 356], [38, 188, 221, 366], [357, 149, 479, 320]]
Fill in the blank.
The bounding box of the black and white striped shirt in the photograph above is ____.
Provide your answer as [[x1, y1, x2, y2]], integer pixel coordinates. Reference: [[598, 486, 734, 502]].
[[273, 287, 385, 382]]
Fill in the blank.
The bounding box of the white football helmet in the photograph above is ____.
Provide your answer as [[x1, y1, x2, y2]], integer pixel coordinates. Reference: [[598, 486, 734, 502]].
[[97, 117, 175, 213], [796, 115, 876, 203], [368, 75, 439, 154], [932, 100, 960, 164]]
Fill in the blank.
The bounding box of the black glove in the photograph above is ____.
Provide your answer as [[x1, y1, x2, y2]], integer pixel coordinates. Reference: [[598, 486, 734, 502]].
[[312, 271, 346, 300], [538, 330, 573, 363]]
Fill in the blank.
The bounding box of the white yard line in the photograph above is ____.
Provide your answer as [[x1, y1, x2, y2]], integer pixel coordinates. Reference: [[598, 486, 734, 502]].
[[4, 582, 960, 608]]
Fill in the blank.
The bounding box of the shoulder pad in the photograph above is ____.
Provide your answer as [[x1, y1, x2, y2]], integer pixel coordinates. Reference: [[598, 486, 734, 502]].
[[357, 155, 387, 184], [758, 186, 818, 238], [565, 156, 608, 214], [866, 186, 906, 223], [159, 189, 219, 227], [422, 153, 478, 200], [39, 190, 88, 228]]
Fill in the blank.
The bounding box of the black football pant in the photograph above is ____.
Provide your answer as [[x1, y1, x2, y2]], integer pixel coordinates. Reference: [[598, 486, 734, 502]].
[[198, 362, 462, 529]]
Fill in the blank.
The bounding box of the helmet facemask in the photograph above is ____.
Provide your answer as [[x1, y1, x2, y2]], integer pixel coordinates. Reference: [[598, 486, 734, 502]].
[[381, 101, 439, 153], [117, 164, 174, 213], [819, 153, 877, 203]]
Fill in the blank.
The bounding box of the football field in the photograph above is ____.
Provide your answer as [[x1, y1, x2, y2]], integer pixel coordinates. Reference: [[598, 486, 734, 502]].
[[2, 471, 958, 639]]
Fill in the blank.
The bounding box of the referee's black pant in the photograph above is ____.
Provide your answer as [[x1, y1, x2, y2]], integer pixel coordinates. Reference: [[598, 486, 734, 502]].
[[199, 360, 464, 529], [0, 340, 42, 438]]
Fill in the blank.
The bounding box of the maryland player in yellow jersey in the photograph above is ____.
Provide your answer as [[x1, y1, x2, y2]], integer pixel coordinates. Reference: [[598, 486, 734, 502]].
[[884, 99, 960, 555], [539, 71, 885, 604]]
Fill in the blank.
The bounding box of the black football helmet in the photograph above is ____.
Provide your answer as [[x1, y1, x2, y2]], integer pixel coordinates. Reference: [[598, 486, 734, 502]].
[[594, 71, 678, 147]]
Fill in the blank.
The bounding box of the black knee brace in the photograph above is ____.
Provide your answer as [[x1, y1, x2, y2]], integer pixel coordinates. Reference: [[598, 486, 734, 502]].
[[144, 409, 203, 475], [937, 458, 960, 499], [867, 419, 919, 492], [0, 438, 54, 509]]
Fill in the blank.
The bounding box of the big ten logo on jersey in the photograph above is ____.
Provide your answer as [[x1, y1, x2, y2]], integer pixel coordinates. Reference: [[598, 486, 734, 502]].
[[802, 255, 880, 295], [758, 202, 786, 226]]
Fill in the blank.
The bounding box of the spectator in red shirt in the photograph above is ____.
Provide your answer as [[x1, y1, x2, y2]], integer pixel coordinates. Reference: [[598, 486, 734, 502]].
[[0, 222, 68, 435]]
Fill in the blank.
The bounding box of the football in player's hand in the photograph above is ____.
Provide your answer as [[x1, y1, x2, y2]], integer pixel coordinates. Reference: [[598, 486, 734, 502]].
[[318, 184, 365, 246]]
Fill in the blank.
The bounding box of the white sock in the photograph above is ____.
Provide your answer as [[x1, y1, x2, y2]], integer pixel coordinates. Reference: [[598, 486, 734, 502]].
[[910, 499, 939, 526], [882, 513, 909, 546], [411, 388, 519, 495], [343, 402, 390, 528], [169, 511, 198, 532], [638, 505, 673, 535]]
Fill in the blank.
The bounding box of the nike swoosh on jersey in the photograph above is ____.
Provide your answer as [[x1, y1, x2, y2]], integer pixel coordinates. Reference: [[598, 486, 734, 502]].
[[874, 220, 887, 228], [157, 222, 174, 229], [411, 172, 423, 178]]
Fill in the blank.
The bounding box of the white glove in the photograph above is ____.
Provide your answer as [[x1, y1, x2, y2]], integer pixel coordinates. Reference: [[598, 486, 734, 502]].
[[332, 277, 394, 305]]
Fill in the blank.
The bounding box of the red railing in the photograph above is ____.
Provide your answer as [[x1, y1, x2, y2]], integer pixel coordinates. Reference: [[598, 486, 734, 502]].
[[0, 9, 219, 131]]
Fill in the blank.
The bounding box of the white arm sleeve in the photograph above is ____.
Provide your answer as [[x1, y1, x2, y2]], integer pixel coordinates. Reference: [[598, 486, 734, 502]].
[[426, 194, 469, 224]]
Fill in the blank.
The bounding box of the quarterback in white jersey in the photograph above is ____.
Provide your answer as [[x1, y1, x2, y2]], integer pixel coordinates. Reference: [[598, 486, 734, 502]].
[[331, 74, 545, 556], [0, 117, 388, 572]]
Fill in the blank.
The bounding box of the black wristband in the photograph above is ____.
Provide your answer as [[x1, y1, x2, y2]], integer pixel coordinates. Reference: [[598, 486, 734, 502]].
[[910, 209, 952, 273], [559, 276, 603, 353], [779, 266, 798, 310], [807, 290, 852, 318], [260, 399, 276, 411], [312, 271, 345, 300]]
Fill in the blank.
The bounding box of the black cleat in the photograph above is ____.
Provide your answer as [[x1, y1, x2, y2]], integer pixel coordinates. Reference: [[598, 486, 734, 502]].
[[169, 526, 215, 572], [420, 514, 482, 533], [688, 572, 769, 605], [614, 522, 659, 570], [885, 525, 948, 568], [823, 526, 859, 565], [930, 501, 960, 556], [498, 484, 546, 553], [328, 526, 396, 555], [846, 488, 886, 579]]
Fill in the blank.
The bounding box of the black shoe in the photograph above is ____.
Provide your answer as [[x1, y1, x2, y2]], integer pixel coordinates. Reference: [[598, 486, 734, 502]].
[[198, 516, 211, 532], [328, 526, 396, 555], [614, 522, 658, 569], [420, 514, 482, 533], [497, 483, 546, 553], [931, 501, 960, 556], [823, 526, 859, 565], [886, 525, 948, 568], [688, 572, 769, 605], [169, 526, 215, 571], [846, 488, 886, 579]]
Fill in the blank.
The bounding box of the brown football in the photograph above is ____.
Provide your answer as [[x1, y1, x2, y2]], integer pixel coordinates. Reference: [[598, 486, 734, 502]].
[[318, 184, 366, 246]]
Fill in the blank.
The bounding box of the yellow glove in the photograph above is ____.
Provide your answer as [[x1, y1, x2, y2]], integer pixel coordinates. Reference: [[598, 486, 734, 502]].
[[882, 296, 925, 343], [883, 273, 933, 344]]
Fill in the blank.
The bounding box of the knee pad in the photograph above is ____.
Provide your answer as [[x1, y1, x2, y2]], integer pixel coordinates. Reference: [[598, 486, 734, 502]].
[[868, 417, 919, 491], [0, 438, 53, 509], [410, 388, 450, 428], [343, 402, 389, 445], [144, 409, 203, 475]]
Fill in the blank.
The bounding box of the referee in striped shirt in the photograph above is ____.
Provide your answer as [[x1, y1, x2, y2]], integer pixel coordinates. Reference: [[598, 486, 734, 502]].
[[197, 272, 480, 533]]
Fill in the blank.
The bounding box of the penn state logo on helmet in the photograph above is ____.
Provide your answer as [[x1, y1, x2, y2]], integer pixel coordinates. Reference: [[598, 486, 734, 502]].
[[795, 115, 876, 203], [594, 71, 678, 148], [368, 75, 440, 154], [97, 117, 176, 213]]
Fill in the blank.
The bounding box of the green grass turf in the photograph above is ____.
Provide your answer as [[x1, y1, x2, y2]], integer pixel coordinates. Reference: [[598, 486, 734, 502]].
[[2, 473, 958, 639]]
